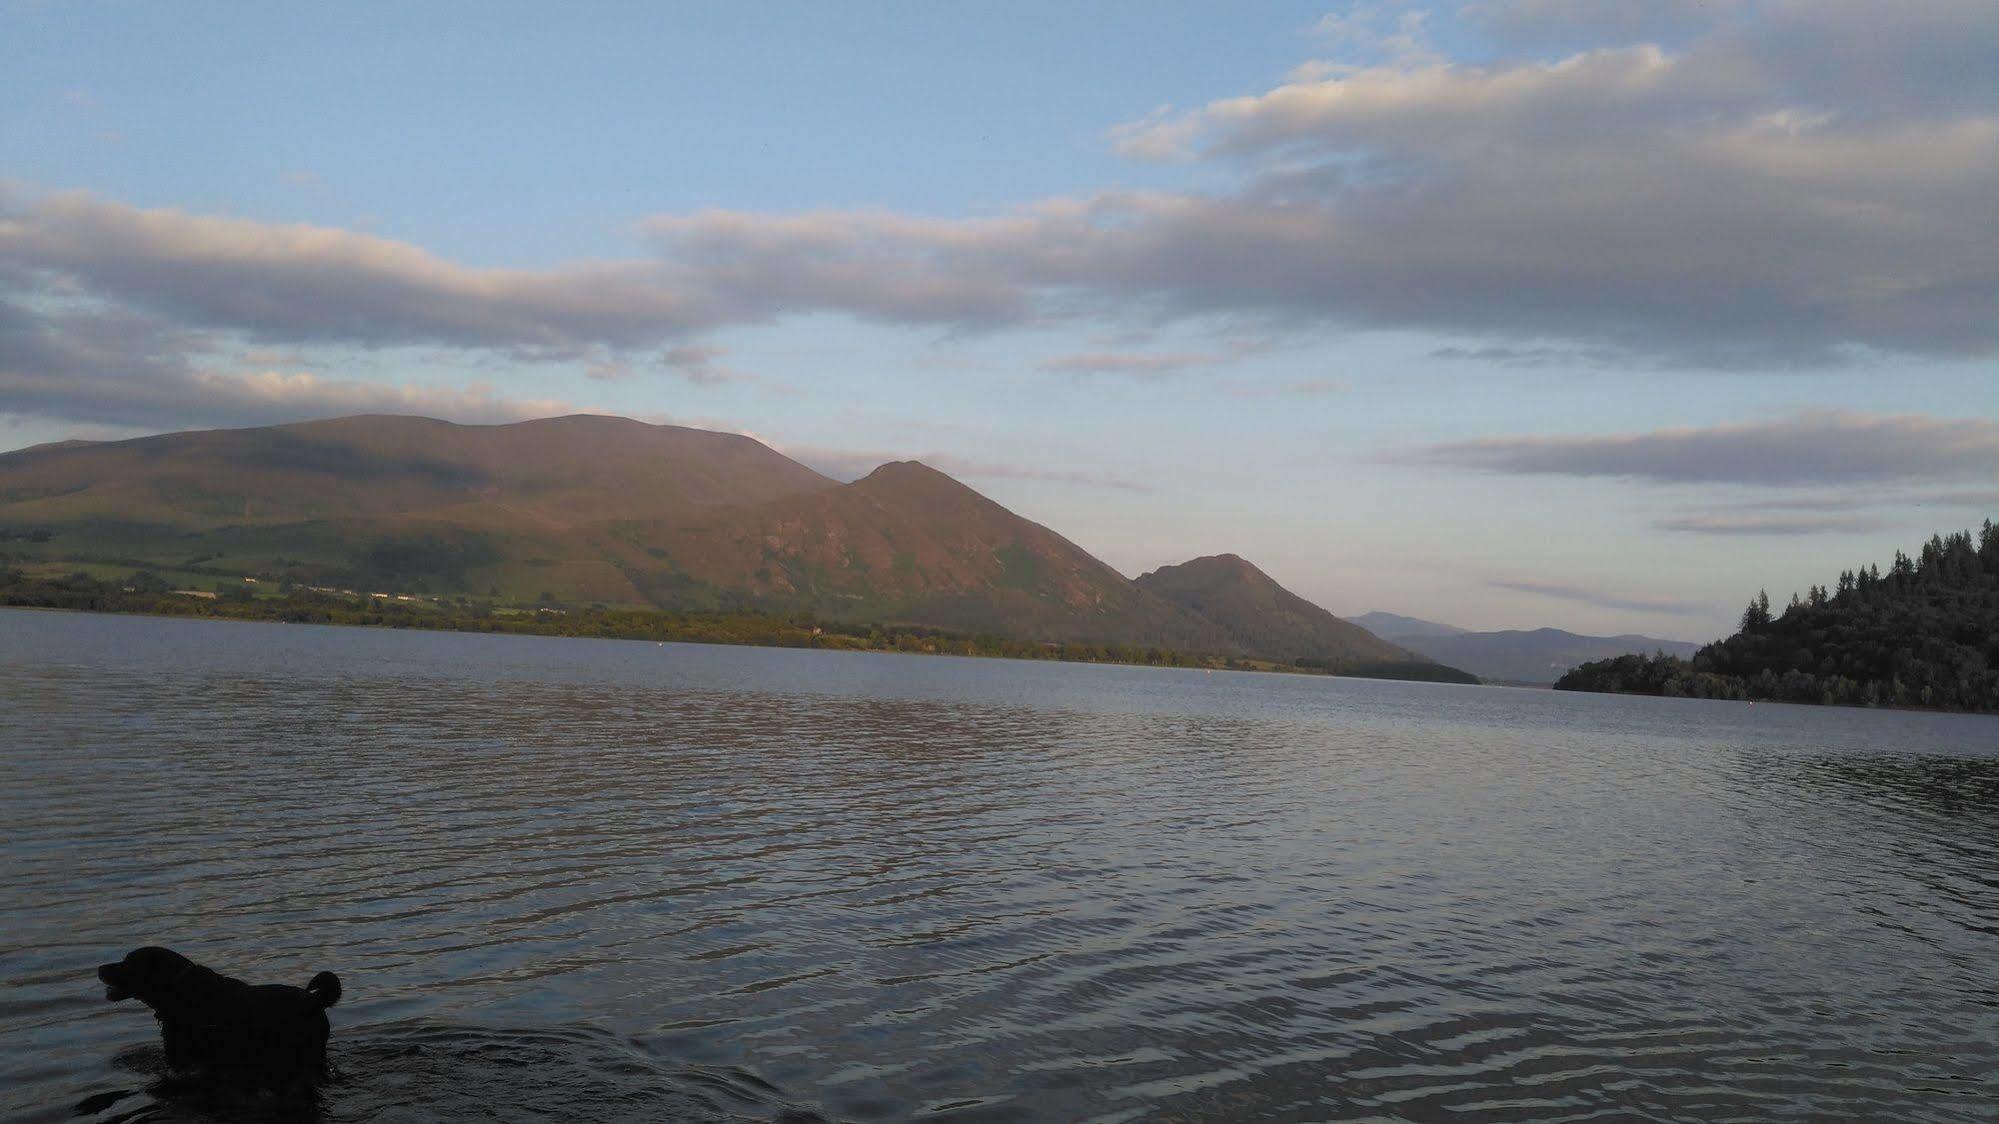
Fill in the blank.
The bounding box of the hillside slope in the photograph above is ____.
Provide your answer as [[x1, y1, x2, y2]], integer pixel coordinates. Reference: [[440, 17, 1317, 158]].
[[1557, 524, 1999, 711], [0, 415, 1218, 649], [1135, 554, 1469, 680], [615, 460, 1234, 647], [2, 414, 1487, 668], [0, 413, 843, 604]]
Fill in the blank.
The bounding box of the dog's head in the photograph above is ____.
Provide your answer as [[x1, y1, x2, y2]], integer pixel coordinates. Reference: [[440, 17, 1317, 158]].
[[98, 946, 198, 1005]]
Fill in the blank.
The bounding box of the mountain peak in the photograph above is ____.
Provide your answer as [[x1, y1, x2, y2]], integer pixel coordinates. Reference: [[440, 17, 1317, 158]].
[[1137, 553, 1424, 667], [853, 459, 987, 502], [862, 459, 949, 480], [3, 437, 101, 460], [1141, 553, 1262, 583]]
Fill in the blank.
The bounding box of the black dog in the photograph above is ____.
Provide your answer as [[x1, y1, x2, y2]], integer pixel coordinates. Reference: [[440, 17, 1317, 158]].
[[98, 946, 341, 1094]]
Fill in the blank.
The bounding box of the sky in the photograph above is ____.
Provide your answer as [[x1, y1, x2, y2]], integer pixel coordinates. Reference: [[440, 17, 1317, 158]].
[[2, 1, 1995, 640]]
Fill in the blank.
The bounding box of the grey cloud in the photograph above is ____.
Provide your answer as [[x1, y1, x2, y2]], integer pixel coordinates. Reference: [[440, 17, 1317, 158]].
[[661, 343, 750, 386], [1038, 336, 1269, 377], [1430, 344, 1651, 369], [0, 295, 576, 430], [0, 297, 200, 385], [1088, 6, 1999, 362], [0, 191, 711, 351], [1490, 577, 1707, 615], [642, 209, 1031, 329], [1904, 488, 1999, 510], [1417, 412, 1999, 485], [1653, 512, 1888, 536], [0, 366, 576, 431], [1724, 487, 1999, 512], [4, 1, 1995, 389], [1219, 377, 1344, 398], [631, 95, 1999, 363], [1036, 350, 1228, 377]]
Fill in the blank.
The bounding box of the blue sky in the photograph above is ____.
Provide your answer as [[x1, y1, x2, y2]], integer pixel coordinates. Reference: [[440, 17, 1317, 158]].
[[3, 1, 1996, 639]]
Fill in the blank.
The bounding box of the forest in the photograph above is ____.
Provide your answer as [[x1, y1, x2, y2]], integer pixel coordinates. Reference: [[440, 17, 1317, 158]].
[[1556, 521, 1999, 711]]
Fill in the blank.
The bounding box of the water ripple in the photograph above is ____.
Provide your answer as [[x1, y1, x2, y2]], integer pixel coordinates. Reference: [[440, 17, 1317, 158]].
[[4, 610, 1998, 1121]]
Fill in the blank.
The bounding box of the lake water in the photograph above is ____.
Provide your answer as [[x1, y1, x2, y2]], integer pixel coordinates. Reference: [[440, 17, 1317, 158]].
[[3, 608, 1996, 1122]]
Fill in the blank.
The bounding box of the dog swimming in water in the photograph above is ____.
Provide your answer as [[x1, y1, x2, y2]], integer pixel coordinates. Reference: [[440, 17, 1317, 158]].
[[97, 946, 341, 1094]]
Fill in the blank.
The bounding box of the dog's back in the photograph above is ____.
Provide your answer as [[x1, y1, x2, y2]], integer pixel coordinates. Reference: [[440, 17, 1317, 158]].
[[100, 948, 342, 1094]]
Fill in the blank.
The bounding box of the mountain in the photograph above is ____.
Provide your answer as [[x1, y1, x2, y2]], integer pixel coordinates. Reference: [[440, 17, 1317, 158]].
[[616, 459, 1233, 647], [1395, 628, 1703, 686], [1559, 524, 1999, 711], [1135, 555, 1474, 681], [1346, 611, 1468, 641], [0, 413, 835, 528], [0, 413, 843, 605], [1348, 610, 1700, 685], [1, 414, 1445, 666]]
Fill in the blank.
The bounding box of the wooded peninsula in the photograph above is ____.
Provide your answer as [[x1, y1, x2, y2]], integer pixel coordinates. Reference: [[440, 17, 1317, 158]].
[[1557, 522, 1999, 712]]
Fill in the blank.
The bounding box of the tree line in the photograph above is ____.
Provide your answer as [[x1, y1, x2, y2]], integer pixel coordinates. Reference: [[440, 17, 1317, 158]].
[[1556, 521, 1999, 711]]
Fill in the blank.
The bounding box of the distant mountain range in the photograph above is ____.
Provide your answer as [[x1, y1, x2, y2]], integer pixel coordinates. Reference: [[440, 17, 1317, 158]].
[[1347, 611, 1468, 641], [1348, 612, 1701, 685], [0, 413, 1471, 679]]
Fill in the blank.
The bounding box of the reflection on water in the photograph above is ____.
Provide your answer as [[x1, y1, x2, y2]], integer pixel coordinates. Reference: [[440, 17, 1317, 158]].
[[3, 609, 1997, 1122], [76, 1024, 829, 1123]]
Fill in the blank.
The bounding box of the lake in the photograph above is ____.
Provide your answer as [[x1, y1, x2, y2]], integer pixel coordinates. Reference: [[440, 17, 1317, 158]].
[[3, 608, 1996, 1122]]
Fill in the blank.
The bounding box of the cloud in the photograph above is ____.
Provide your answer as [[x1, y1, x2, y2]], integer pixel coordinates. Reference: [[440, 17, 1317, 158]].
[[639, 207, 1032, 329], [1653, 512, 1888, 536], [2, 0, 1994, 447], [0, 294, 577, 430], [0, 365, 578, 431], [661, 343, 750, 385], [1415, 411, 1999, 485], [1106, 106, 1203, 162], [1429, 344, 1645, 369], [1490, 577, 1706, 615], [1219, 377, 1345, 398], [1037, 337, 1269, 377], [634, 63, 1998, 365], [1720, 487, 1999, 513], [1036, 350, 1230, 377], [0, 191, 711, 351]]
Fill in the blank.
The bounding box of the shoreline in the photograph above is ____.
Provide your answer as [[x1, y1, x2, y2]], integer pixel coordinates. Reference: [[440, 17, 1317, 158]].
[[0, 587, 1480, 687]]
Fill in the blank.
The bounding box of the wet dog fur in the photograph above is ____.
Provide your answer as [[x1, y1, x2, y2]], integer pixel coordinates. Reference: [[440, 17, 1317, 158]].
[[97, 946, 341, 1095]]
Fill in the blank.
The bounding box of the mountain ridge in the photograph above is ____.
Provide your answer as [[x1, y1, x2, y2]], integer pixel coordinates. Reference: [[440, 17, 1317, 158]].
[[1, 413, 1450, 673], [1137, 554, 1418, 665], [1348, 612, 1703, 685]]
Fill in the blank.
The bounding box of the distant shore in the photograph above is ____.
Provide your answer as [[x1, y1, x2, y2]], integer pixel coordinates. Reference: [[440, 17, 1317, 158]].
[[0, 572, 1479, 685]]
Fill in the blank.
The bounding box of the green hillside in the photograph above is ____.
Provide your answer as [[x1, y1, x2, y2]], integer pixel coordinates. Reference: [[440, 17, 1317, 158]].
[[1556, 522, 1999, 711], [1, 414, 1447, 669], [1137, 554, 1475, 682]]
